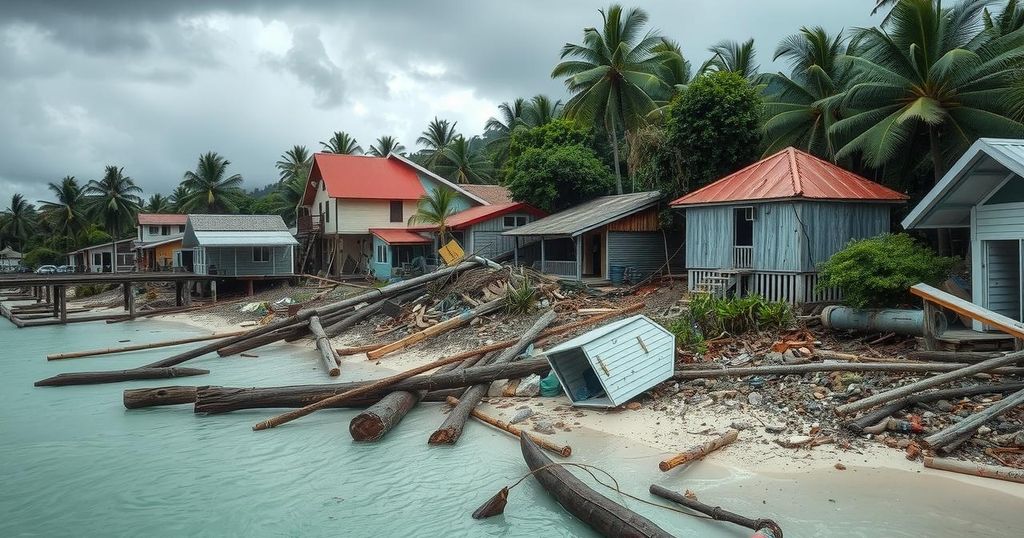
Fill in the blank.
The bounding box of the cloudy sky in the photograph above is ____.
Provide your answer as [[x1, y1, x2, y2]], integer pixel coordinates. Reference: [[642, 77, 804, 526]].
[[0, 1, 881, 207]]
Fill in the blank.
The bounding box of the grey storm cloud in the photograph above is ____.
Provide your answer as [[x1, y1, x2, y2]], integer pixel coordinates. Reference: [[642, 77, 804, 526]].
[[0, 0, 880, 210]]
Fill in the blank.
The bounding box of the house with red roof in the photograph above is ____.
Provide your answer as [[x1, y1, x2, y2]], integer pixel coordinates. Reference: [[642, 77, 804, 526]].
[[670, 147, 907, 304], [135, 213, 188, 271], [296, 153, 541, 279]]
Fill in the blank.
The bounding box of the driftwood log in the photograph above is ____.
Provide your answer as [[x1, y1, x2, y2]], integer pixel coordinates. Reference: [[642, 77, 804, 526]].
[[673, 362, 1024, 381], [659, 429, 739, 472], [924, 456, 1024, 484], [308, 316, 341, 377], [922, 388, 1024, 449], [834, 350, 1024, 415], [905, 351, 1007, 363], [35, 367, 210, 387], [326, 288, 424, 338], [845, 382, 1024, 433], [649, 485, 784, 537], [366, 299, 506, 360], [336, 344, 384, 357], [46, 330, 248, 360], [446, 395, 571, 457], [123, 385, 459, 410], [428, 310, 556, 445]]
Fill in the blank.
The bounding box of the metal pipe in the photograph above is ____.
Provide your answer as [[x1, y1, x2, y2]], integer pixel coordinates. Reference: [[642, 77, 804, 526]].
[[820, 305, 946, 336]]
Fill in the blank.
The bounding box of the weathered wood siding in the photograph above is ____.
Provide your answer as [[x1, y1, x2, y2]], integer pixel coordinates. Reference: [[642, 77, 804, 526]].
[[753, 202, 801, 272], [796, 201, 892, 272], [203, 246, 294, 277], [469, 212, 538, 259], [685, 205, 733, 269], [606, 231, 667, 278], [607, 207, 659, 232], [332, 200, 418, 234]]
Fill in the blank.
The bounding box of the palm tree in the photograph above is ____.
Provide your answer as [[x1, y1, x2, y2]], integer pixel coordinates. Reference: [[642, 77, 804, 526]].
[[0, 194, 37, 251], [408, 187, 459, 245], [416, 117, 458, 170], [273, 175, 306, 226], [983, 0, 1024, 36], [705, 38, 760, 80], [179, 152, 245, 213], [438, 136, 494, 184], [652, 38, 693, 90], [169, 185, 191, 213], [484, 99, 529, 167], [524, 95, 563, 126], [320, 131, 362, 154], [85, 166, 142, 272], [761, 27, 853, 159], [144, 194, 173, 213], [38, 176, 87, 239], [551, 4, 672, 194], [368, 136, 405, 157], [275, 145, 312, 184], [832, 0, 1024, 253]]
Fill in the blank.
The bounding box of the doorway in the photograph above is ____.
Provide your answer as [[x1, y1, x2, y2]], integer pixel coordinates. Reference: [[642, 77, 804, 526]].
[[181, 250, 195, 273], [983, 239, 1021, 322]]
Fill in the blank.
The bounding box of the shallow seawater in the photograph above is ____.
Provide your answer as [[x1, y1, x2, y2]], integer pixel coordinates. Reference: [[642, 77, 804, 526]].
[[0, 305, 1020, 537]]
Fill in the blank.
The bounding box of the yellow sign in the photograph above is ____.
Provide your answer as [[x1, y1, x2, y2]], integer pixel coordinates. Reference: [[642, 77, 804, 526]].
[[438, 239, 465, 266]]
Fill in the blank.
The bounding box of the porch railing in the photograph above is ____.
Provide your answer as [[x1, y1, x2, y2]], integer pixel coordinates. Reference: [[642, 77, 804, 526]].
[[536, 260, 577, 278], [734, 246, 753, 269], [297, 214, 323, 236]]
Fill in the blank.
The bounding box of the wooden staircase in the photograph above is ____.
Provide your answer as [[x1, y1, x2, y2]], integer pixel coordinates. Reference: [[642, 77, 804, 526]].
[[692, 271, 737, 298]]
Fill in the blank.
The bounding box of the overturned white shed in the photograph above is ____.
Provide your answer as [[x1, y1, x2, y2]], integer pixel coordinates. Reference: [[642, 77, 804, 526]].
[[545, 315, 675, 408]]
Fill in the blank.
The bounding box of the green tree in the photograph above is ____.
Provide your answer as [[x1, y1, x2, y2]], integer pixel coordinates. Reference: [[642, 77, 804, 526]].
[[832, 0, 1024, 253], [485, 98, 529, 167], [38, 176, 87, 239], [761, 27, 853, 159], [704, 38, 760, 80], [439, 136, 493, 184], [272, 175, 306, 226], [144, 193, 172, 213], [84, 166, 142, 272], [653, 38, 693, 90], [552, 4, 672, 194], [524, 95, 563, 126], [320, 131, 362, 154], [179, 152, 245, 213], [664, 71, 763, 193], [368, 136, 405, 157], [408, 187, 459, 244], [275, 145, 312, 184], [169, 185, 191, 213], [416, 117, 458, 170], [0, 193, 37, 251]]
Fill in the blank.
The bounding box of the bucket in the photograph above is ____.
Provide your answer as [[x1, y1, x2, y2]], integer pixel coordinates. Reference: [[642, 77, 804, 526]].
[[609, 265, 625, 285]]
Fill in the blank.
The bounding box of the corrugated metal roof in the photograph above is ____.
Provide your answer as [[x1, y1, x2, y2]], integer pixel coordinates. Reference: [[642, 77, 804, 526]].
[[503, 191, 662, 237], [137, 213, 187, 225], [0, 246, 22, 258], [305, 153, 425, 204], [370, 228, 432, 245], [187, 214, 289, 232], [670, 147, 908, 206], [192, 231, 298, 247], [903, 138, 1024, 229], [409, 202, 547, 231]]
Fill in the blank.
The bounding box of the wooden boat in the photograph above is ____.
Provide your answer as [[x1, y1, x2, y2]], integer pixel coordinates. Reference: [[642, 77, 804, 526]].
[[519, 433, 674, 538]]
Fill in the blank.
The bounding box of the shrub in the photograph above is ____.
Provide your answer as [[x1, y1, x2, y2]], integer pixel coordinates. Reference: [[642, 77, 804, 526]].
[[504, 277, 538, 315], [818, 233, 957, 308], [664, 294, 792, 352], [23, 247, 63, 268]]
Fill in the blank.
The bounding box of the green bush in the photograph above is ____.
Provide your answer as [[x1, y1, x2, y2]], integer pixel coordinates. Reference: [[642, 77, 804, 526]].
[[504, 277, 537, 315], [23, 247, 63, 268], [818, 233, 957, 308], [663, 294, 792, 352]]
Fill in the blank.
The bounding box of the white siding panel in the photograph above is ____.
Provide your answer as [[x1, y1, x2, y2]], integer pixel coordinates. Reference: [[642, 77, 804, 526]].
[[335, 200, 419, 234], [976, 202, 1024, 240]]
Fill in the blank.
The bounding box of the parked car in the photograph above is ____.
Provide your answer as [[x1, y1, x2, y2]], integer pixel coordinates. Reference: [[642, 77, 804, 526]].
[[57, 265, 74, 273], [35, 265, 58, 274]]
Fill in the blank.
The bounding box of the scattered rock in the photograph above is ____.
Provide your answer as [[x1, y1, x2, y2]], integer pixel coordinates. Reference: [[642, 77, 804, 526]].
[[731, 421, 753, 431], [834, 463, 847, 471], [766, 423, 787, 433], [510, 408, 533, 424], [625, 402, 642, 410], [532, 421, 556, 435], [515, 374, 541, 397], [747, 392, 764, 406]]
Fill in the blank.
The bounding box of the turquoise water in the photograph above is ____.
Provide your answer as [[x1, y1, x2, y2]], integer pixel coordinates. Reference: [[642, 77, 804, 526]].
[[1, 306, 1021, 537]]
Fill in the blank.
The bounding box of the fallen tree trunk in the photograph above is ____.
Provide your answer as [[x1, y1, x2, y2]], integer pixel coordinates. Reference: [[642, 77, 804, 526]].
[[47, 330, 249, 360], [336, 344, 383, 357], [922, 388, 1024, 449], [446, 395, 571, 457], [215, 326, 303, 357], [309, 316, 340, 377], [124, 386, 200, 408], [366, 299, 506, 360], [924, 456, 1024, 484], [834, 350, 1024, 415], [845, 382, 1024, 433], [905, 350, 1006, 363], [659, 429, 739, 472], [191, 358, 551, 415], [649, 485, 784, 537], [35, 367, 209, 387], [673, 362, 1024, 381], [326, 288, 425, 338]]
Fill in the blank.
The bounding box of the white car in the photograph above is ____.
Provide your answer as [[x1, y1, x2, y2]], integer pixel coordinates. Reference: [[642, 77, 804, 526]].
[[35, 265, 58, 274]]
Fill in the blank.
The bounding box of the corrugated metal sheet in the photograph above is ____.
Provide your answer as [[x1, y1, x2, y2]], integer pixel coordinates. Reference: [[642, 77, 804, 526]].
[[503, 191, 662, 237], [685, 205, 733, 269], [307, 153, 424, 202], [191, 231, 298, 247], [671, 147, 907, 206], [188, 214, 289, 232], [797, 202, 891, 271], [606, 232, 666, 278]]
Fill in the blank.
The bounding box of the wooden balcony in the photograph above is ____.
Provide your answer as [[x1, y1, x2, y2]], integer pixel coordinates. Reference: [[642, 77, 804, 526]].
[[734, 245, 753, 269], [297, 214, 322, 236]]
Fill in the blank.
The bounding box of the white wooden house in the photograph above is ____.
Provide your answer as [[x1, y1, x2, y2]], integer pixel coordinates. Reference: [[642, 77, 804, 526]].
[[67, 238, 136, 273], [181, 214, 297, 279]]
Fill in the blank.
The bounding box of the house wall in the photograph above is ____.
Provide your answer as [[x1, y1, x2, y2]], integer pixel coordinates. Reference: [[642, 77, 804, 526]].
[[202, 245, 294, 277], [973, 200, 1024, 326], [685, 205, 733, 269], [370, 236, 392, 280], [138, 224, 185, 243], [415, 172, 475, 212], [796, 201, 892, 272], [468, 212, 538, 259], [982, 240, 1021, 321], [606, 231, 667, 279], [333, 200, 420, 234]]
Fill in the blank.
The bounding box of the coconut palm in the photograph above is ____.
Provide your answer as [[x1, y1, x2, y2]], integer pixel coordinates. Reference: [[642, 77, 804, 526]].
[[169, 185, 191, 213], [368, 136, 405, 157], [761, 27, 853, 158], [484, 99, 529, 167], [320, 131, 362, 155], [705, 38, 760, 80], [438, 136, 494, 184], [179, 152, 245, 213], [524, 95, 563, 126], [272, 175, 306, 226], [275, 145, 312, 184], [38, 176, 87, 239], [0, 194, 37, 251], [84, 166, 142, 272], [652, 38, 693, 90], [416, 117, 458, 170], [144, 194, 172, 213], [408, 187, 459, 245], [551, 4, 672, 194]]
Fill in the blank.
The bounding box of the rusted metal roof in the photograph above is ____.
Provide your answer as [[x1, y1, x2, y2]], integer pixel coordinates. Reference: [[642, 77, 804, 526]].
[[137, 213, 187, 225], [670, 147, 908, 207], [370, 228, 432, 245]]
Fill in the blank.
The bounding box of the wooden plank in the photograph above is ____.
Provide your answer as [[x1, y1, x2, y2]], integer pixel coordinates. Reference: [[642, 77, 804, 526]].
[[911, 283, 1024, 340]]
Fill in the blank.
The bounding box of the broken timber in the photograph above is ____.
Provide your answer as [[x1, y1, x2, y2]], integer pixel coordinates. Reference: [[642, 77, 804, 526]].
[[673, 361, 1024, 381], [35, 367, 210, 387], [649, 485, 784, 537], [845, 382, 1024, 433], [46, 330, 249, 361], [446, 396, 571, 457], [924, 456, 1024, 484], [659, 429, 739, 472], [911, 283, 1024, 340], [922, 388, 1024, 449], [308, 316, 340, 377], [366, 298, 506, 360]]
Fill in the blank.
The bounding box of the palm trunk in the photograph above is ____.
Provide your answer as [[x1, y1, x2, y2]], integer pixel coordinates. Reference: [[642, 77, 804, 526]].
[[929, 126, 949, 256], [607, 117, 623, 195], [110, 228, 117, 274]]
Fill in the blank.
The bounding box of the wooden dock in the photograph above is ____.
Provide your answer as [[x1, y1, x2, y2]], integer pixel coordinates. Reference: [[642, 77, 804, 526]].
[[0, 272, 210, 328]]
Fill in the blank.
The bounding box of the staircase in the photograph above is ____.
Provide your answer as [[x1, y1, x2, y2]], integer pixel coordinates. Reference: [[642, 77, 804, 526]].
[[295, 214, 322, 274], [690, 270, 738, 298]]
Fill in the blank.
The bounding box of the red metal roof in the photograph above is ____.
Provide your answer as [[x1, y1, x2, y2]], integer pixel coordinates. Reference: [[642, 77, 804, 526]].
[[137, 213, 187, 225], [670, 147, 908, 206], [370, 228, 432, 245], [305, 154, 426, 204], [408, 202, 547, 232]]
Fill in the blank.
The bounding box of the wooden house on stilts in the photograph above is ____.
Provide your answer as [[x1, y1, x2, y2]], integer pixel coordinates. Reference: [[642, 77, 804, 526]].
[[671, 147, 907, 304]]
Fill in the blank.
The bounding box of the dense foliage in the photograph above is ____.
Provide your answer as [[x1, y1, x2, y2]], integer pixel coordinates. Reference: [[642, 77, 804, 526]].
[[666, 294, 793, 353], [818, 233, 958, 308]]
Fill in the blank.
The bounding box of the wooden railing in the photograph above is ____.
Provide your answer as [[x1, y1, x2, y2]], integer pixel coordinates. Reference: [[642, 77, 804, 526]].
[[297, 214, 322, 236], [538, 260, 577, 278], [734, 246, 753, 269]]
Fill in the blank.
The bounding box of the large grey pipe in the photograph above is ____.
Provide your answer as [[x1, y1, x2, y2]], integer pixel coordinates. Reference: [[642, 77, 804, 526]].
[[820, 305, 947, 336]]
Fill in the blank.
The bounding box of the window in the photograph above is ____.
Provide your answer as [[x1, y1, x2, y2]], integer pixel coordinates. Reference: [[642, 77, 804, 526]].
[[325, 202, 330, 223], [503, 215, 529, 228], [148, 226, 159, 235], [161, 225, 170, 235], [93, 253, 102, 266], [376, 244, 388, 263], [178, 225, 185, 233], [390, 201, 403, 223], [253, 247, 271, 262]]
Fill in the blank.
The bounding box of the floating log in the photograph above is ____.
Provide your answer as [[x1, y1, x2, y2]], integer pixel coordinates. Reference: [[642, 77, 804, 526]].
[[35, 367, 209, 387], [308, 316, 341, 377], [649, 484, 784, 537], [366, 299, 506, 360], [336, 344, 383, 357], [834, 350, 1024, 415], [47, 330, 249, 360], [845, 382, 1024, 433], [673, 362, 1024, 381], [923, 456, 1024, 484], [446, 395, 570, 456], [194, 358, 550, 415], [217, 326, 303, 357], [922, 388, 1024, 449], [520, 433, 673, 538], [429, 310, 556, 445], [659, 429, 739, 472], [124, 386, 198, 408]]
